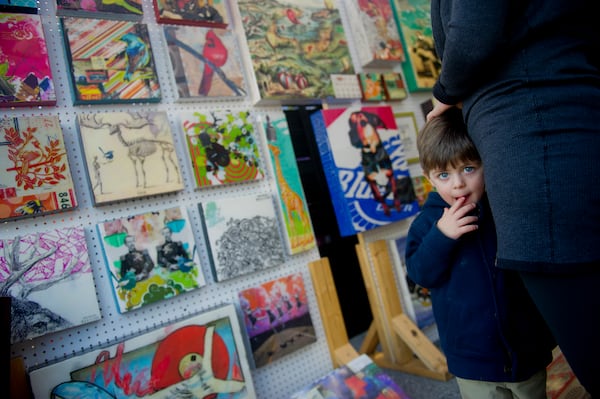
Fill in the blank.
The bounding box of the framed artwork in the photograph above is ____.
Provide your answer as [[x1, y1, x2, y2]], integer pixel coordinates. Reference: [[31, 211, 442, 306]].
[[237, 0, 354, 103], [408, 162, 433, 207], [261, 110, 316, 255], [164, 25, 247, 100], [29, 304, 257, 399], [382, 72, 407, 101], [77, 111, 184, 205], [198, 193, 285, 282], [391, 0, 441, 91], [0, 0, 38, 13], [347, 0, 404, 68], [0, 13, 56, 107], [0, 116, 77, 221], [290, 354, 411, 399], [153, 0, 228, 27], [97, 206, 206, 313], [358, 73, 385, 102], [56, 0, 143, 20], [61, 17, 161, 105], [311, 105, 419, 236], [0, 227, 101, 344], [239, 272, 316, 368], [394, 111, 419, 163], [180, 109, 264, 188]]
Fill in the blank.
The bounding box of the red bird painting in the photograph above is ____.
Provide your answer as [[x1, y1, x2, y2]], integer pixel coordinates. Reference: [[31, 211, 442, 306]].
[[286, 8, 301, 24], [199, 30, 228, 96]]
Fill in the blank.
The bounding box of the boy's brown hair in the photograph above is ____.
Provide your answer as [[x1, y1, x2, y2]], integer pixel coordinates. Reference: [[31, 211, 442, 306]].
[[417, 107, 481, 175]]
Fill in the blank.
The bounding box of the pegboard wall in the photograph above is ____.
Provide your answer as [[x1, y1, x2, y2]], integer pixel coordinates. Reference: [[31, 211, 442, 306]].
[[2, 0, 433, 397]]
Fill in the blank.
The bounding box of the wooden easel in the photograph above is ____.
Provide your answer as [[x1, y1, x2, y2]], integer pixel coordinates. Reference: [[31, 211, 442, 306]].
[[355, 234, 450, 381], [308, 237, 451, 380]]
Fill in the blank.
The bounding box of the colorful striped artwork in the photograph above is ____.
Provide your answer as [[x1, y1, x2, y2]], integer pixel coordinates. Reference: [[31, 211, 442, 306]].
[[180, 109, 264, 188], [61, 17, 161, 104]]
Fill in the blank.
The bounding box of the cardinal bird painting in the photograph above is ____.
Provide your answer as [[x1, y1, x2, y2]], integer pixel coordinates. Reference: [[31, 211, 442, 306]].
[[164, 25, 247, 100], [198, 29, 227, 95]]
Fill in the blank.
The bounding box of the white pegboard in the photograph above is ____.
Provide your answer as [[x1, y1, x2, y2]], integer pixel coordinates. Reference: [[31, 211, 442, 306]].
[[2, 0, 435, 398]]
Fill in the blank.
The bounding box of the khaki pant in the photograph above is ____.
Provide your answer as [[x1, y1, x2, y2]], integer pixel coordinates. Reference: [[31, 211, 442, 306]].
[[456, 370, 547, 399]]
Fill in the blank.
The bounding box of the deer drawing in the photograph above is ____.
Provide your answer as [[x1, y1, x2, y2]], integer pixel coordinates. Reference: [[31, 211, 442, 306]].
[[0, 232, 82, 343], [79, 113, 180, 189]]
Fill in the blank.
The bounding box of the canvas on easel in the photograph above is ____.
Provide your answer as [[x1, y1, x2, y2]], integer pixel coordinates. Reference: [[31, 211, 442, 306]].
[[239, 272, 316, 368], [311, 105, 419, 236], [0, 13, 56, 107], [77, 111, 184, 205], [97, 206, 206, 313], [29, 304, 256, 399], [0, 226, 101, 344], [237, 0, 355, 103], [0, 116, 77, 221], [260, 110, 316, 255]]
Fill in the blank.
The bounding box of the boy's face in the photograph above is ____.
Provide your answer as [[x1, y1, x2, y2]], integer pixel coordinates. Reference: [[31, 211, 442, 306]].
[[427, 161, 485, 206]]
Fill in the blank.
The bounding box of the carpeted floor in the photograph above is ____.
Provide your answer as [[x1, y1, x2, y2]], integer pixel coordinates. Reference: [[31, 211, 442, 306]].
[[350, 333, 590, 399]]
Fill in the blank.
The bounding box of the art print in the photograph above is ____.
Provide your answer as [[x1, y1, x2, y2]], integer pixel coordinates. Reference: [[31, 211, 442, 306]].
[[164, 25, 247, 100], [239, 272, 316, 368], [391, 0, 441, 91], [154, 0, 229, 27], [56, 0, 143, 19], [61, 17, 161, 104], [311, 106, 419, 236], [394, 112, 419, 163], [0, 227, 101, 344], [0, 13, 56, 107], [97, 206, 205, 313], [29, 304, 256, 399], [198, 193, 285, 282], [181, 109, 264, 188], [77, 111, 184, 205], [237, 0, 354, 102], [0, 116, 77, 221], [262, 111, 315, 255]]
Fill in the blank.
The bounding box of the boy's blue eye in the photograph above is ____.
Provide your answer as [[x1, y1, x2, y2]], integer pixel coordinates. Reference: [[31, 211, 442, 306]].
[[464, 166, 475, 173], [438, 172, 449, 179]]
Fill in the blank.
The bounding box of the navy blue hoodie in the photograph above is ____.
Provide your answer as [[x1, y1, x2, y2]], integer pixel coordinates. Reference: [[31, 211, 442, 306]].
[[405, 192, 555, 381]]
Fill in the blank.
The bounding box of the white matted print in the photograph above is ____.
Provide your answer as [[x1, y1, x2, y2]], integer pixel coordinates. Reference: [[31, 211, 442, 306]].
[[394, 111, 420, 164]]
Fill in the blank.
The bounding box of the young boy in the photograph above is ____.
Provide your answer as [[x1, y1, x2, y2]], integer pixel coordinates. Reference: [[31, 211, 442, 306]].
[[405, 108, 555, 399]]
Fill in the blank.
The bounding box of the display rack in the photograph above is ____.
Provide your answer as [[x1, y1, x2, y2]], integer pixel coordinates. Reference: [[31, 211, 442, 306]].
[[2, 0, 436, 397]]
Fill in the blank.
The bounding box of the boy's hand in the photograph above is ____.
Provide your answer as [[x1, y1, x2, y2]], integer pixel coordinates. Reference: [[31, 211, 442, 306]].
[[436, 197, 479, 240]]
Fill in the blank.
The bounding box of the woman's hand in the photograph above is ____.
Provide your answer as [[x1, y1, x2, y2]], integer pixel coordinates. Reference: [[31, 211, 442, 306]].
[[426, 101, 458, 121]]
